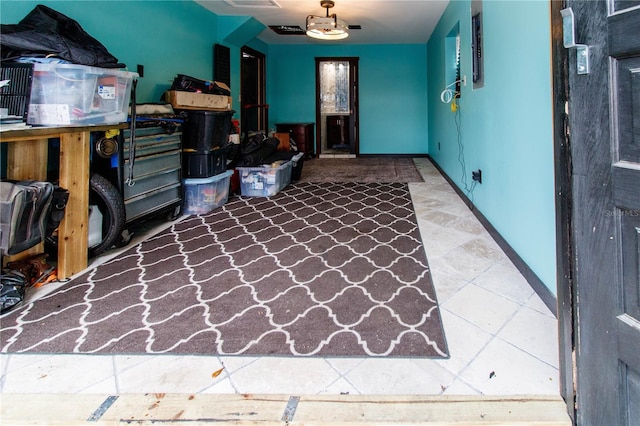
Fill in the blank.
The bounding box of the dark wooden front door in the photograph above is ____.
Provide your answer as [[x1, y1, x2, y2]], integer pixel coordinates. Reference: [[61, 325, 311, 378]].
[[563, 1, 640, 423]]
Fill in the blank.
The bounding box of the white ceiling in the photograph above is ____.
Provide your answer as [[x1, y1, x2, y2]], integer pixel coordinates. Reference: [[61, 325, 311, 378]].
[[196, 0, 450, 45]]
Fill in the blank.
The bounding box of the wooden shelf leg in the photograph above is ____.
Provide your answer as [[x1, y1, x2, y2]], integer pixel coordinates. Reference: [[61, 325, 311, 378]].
[[57, 131, 89, 278]]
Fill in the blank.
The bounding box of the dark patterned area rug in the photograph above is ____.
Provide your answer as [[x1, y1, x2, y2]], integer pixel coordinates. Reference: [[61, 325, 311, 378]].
[[1, 182, 448, 358], [301, 157, 424, 183]]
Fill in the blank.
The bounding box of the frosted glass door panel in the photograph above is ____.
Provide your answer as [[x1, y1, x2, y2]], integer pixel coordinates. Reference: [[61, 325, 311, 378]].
[[320, 61, 350, 113]]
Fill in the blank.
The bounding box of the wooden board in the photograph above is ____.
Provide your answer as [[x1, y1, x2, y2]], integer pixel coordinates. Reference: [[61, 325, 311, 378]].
[[0, 124, 128, 143], [0, 393, 572, 425], [5, 137, 48, 180], [56, 131, 89, 277]]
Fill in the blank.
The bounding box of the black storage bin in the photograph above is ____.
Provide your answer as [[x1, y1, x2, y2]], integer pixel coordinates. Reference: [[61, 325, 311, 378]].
[[183, 149, 226, 178], [182, 110, 234, 152], [291, 156, 304, 182]]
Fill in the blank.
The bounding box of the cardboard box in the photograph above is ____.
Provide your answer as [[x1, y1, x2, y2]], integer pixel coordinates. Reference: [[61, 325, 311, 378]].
[[165, 90, 232, 111]]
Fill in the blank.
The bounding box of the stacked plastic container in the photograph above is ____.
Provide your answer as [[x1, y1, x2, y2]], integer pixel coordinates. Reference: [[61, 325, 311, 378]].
[[182, 170, 233, 215], [2, 62, 137, 126], [237, 153, 304, 197], [181, 110, 233, 177], [181, 110, 235, 215]]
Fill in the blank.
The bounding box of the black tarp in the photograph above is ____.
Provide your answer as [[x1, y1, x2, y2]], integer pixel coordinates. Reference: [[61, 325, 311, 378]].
[[1, 5, 125, 68]]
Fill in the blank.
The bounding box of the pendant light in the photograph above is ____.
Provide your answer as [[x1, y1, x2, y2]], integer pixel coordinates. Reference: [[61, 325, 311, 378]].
[[306, 0, 349, 40]]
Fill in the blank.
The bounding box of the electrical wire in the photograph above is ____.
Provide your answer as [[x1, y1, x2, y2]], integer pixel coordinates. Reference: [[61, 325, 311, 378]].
[[440, 80, 463, 104], [454, 101, 477, 208], [439, 78, 477, 207]]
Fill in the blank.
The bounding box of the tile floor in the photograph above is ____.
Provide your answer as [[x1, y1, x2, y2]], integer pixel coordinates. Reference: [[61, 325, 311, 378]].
[[0, 158, 560, 396]]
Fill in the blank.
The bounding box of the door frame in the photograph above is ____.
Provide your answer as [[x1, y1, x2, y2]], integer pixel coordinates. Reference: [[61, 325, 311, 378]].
[[550, 0, 575, 422], [241, 46, 267, 135], [314, 57, 359, 156]]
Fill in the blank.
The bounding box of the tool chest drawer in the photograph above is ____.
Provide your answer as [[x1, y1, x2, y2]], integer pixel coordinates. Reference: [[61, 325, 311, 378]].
[[120, 125, 182, 223]]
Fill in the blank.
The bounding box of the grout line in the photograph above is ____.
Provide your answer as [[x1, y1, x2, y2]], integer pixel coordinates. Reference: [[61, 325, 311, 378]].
[[216, 356, 259, 394], [322, 358, 365, 395], [469, 274, 535, 308], [445, 374, 485, 395], [218, 358, 241, 394], [195, 358, 232, 394], [432, 278, 474, 306], [112, 355, 121, 394], [451, 299, 558, 388], [522, 291, 557, 318], [0, 354, 10, 392], [493, 333, 560, 371], [317, 374, 361, 396], [449, 333, 498, 385], [437, 307, 496, 375]]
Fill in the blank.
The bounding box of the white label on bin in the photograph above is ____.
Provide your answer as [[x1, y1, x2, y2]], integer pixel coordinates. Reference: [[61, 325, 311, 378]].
[[253, 181, 264, 190], [28, 104, 71, 125], [98, 85, 116, 99]]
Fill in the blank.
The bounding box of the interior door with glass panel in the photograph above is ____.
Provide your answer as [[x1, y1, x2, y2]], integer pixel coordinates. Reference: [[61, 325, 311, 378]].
[[315, 57, 359, 156]]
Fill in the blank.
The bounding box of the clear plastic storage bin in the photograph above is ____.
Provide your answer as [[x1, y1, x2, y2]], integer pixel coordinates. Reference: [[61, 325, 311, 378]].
[[27, 63, 137, 125], [237, 160, 294, 197], [182, 170, 233, 215]]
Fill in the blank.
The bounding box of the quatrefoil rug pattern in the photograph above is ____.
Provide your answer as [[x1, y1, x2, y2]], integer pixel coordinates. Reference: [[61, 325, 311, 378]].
[[1, 182, 449, 358]]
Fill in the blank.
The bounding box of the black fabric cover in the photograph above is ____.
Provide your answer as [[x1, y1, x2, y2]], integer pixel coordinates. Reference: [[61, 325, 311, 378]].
[[241, 132, 268, 155], [0, 270, 27, 314], [1, 5, 125, 68], [170, 74, 231, 96], [263, 150, 297, 163], [237, 137, 280, 167]]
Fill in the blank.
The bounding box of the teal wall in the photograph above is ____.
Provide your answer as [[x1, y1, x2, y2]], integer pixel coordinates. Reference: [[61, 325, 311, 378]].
[[427, 0, 556, 294], [2, 0, 557, 294], [1, 2, 428, 154], [267, 44, 429, 155]]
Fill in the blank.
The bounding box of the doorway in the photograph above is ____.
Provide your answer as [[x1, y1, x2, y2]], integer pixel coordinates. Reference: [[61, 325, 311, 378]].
[[241, 46, 267, 136], [315, 57, 359, 157]]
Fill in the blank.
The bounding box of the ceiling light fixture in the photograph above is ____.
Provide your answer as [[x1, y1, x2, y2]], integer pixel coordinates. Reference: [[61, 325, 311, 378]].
[[306, 0, 349, 40]]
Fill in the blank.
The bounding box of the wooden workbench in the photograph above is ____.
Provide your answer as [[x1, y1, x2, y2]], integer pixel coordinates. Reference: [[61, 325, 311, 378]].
[[1, 123, 128, 279]]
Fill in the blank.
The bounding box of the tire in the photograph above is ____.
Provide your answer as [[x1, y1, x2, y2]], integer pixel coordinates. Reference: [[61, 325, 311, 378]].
[[46, 173, 126, 258], [168, 204, 182, 221], [88, 173, 126, 257]]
